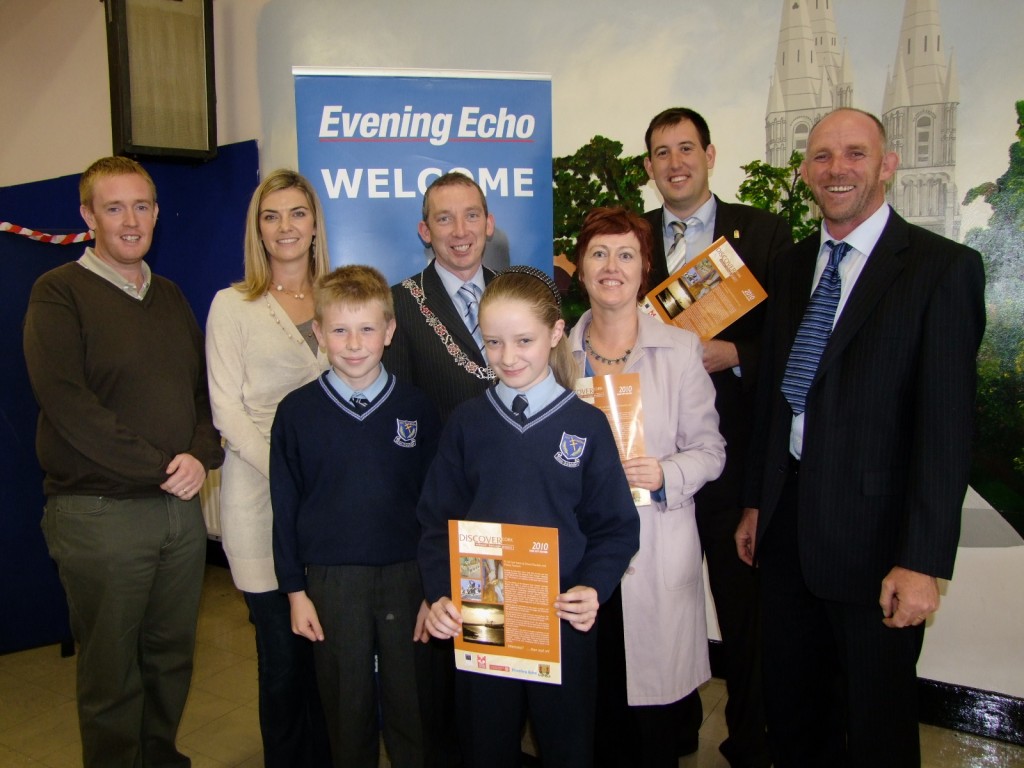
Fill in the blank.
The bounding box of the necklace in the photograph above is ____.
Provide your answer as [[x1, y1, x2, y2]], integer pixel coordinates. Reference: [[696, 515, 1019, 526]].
[[275, 283, 307, 300], [265, 295, 306, 345], [585, 332, 631, 365]]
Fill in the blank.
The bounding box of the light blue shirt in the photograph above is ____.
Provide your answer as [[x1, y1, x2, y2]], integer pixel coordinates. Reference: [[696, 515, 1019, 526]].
[[327, 364, 389, 404], [814, 203, 890, 326], [434, 260, 486, 319], [494, 369, 563, 418], [662, 194, 717, 258], [790, 203, 891, 460]]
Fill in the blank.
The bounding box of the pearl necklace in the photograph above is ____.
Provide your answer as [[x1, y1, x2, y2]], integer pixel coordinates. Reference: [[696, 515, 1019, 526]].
[[265, 295, 306, 345], [585, 333, 631, 365], [275, 283, 307, 299]]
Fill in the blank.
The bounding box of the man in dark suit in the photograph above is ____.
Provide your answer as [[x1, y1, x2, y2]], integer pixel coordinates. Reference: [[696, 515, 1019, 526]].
[[384, 171, 497, 766], [643, 107, 790, 768], [385, 171, 496, 423], [736, 108, 986, 767]]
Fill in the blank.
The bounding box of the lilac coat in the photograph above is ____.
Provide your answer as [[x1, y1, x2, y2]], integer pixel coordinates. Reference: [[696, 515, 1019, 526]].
[[570, 310, 725, 705]]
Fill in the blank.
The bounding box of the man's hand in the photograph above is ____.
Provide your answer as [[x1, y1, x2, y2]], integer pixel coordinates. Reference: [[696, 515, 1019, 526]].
[[880, 566, 940, 628], [161, 453, 206, 500], [703, 339, 740, 374], [554, 585, 599, 632], [735, 507, 759, 566]]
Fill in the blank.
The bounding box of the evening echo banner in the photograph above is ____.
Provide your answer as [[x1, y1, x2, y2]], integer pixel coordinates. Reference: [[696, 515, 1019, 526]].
[[294, 67, 554, 283]]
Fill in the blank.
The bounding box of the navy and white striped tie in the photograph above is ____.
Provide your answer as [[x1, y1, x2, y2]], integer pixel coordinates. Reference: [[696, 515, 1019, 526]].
[[780, 240, 851, 415]]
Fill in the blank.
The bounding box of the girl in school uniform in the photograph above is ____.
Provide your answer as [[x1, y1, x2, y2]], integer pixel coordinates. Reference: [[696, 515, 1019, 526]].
[[417, 266, 640, 768]]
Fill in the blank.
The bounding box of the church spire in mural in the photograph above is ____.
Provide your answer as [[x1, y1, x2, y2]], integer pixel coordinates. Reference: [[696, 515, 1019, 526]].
[[765, 0, 853, 166], [763, 0, 960, 240], [883, 0, 960, 239]]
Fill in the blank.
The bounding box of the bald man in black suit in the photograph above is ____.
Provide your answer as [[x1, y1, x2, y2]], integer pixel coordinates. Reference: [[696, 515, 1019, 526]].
[[737, 108, 985, 767]]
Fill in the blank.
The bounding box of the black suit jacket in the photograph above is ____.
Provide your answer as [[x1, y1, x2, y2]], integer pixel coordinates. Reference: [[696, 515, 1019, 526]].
[[743, 208, 986, 604], [644, 198, 793, 511], [384, 260, 495, 422]]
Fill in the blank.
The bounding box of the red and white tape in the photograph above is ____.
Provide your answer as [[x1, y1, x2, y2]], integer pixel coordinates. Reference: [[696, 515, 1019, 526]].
[[1, 221, 93, 245]]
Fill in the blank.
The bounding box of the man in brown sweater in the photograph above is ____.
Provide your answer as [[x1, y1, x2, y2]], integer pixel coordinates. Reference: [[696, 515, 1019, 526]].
[[23, 157, 223, 768]]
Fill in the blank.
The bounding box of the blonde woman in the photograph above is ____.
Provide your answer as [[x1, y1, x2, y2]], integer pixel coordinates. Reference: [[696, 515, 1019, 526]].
[[205, 169, 331, 766]]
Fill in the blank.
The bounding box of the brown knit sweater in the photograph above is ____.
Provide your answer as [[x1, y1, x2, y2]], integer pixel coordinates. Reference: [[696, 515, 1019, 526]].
[[23, 262, 223, 497]]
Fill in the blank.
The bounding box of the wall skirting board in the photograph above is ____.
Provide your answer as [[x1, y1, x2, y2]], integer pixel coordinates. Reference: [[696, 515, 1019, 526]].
[[918, 678, 1024, 746], [708, 641, 1024, 746]]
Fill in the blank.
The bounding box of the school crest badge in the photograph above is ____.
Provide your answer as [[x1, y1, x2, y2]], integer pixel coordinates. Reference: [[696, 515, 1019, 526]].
[[394, 419, 418, 448], [554, 432, 586, 468]]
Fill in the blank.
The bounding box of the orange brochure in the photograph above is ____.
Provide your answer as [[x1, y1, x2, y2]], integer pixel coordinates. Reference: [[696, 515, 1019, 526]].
[[574, 372, 649, 507], [449, 520, 561, 685], [639, 236, 766, 340]]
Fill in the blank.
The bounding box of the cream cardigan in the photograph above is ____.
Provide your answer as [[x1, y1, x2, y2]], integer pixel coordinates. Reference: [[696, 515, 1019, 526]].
[[205, 287, 326, 592]]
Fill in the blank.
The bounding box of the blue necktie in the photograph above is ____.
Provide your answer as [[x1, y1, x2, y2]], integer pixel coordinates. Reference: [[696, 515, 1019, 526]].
[[350, 393, 369, 412], [458, 282, 483, 350], [781, 240, 851, 415]]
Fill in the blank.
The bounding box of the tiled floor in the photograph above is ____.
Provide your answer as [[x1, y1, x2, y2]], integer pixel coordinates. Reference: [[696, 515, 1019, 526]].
[[1, 564, 1021, 767]]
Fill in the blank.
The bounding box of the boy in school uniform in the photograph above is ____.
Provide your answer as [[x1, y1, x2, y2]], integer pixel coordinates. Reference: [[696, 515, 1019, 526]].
[[271, 265, 441, 768]]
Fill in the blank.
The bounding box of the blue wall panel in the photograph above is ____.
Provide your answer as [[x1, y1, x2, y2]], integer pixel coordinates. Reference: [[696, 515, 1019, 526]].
[[0, 140, 259, 654]]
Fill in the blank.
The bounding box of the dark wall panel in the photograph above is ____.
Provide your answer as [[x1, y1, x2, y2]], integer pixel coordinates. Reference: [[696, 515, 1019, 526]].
[[0, 140, 258, 654]]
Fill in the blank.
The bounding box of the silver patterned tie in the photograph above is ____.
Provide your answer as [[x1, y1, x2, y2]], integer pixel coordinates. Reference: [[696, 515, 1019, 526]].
[[666, 220, 688, 274], [458, 282, 484, 350]]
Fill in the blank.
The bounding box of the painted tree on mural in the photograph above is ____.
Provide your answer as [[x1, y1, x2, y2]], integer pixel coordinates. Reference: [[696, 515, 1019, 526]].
[[963, 100, 1024, 513], [552, 135, 647, 256], [737, 151, 817, 241], [964, 101, 1024, 309]]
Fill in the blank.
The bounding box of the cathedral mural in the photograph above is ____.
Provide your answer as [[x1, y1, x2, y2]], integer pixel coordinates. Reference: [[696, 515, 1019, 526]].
[[766, 0, 961, 239], [760, 1, 1022, 536]]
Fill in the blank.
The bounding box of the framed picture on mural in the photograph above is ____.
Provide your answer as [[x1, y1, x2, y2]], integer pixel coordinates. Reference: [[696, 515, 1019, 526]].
[[103, 0, 217, 160]]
